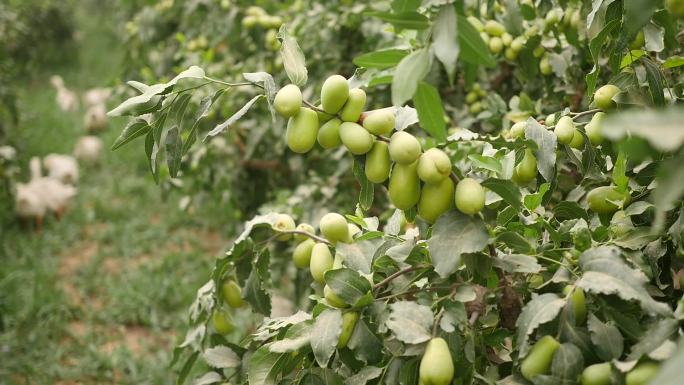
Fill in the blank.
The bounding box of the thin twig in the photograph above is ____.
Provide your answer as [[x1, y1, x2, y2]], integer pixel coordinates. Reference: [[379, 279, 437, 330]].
[[275, 230, 332, 245], [203, 76, 265, 89], [372, 265, 430, 291], [302, 100, 326, 113], [432, 307, 446, 337], [570, 108, 601, 121]]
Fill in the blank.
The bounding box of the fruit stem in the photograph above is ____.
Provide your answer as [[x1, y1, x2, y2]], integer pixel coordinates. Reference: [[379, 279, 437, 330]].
[[432, 307, 446, 336], [372, 264, 430, 291], [302, 100, 326, 113], [275, 230, 332, 245], [570, 108, 601, 121], [203, 76, 265, 89]]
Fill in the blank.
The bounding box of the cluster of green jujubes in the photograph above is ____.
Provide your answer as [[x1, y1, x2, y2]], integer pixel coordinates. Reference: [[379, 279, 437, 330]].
[[464, 83, 487, 115], [241, 6, 283, 51], [274, 76, 489, 223]]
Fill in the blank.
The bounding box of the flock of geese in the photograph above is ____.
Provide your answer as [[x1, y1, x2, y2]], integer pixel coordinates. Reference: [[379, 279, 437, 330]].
[[14, 76, 108, 230]]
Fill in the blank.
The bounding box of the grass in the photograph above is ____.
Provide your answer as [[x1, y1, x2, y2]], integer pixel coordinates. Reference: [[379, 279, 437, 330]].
[[0, 2, 225, 384]]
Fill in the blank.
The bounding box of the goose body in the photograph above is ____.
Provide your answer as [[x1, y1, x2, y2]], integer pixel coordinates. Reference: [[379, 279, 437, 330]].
[[73, 136, 103, 163], [43, 153, 79, 185]]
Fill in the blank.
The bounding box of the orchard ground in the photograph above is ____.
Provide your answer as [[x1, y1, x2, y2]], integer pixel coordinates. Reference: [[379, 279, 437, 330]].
[[0, 3, 225, 384]]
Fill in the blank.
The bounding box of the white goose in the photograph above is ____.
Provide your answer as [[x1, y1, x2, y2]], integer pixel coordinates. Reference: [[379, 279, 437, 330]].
[[28, 157, 77, 220], [83, 103, 108, 132], [50, 75, 79, 112], [73, 136, 103, 163], [15, 182, 47, 229], [43, 153, 79, 185]]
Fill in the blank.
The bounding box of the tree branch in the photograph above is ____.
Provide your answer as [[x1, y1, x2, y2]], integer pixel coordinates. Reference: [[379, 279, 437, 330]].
[[373, 264, 430, 291]]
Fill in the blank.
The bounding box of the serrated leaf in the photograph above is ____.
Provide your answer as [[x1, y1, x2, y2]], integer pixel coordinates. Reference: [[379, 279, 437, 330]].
[[192, 372, 222, 385], [346, 366, 383, 385], [493, 254, 542, 274], [325, 268, 372, 307], [647, 341, 684, 385], [353, 49, 409, 69], [428, 210, 489, 278], [385, 301, 433, 344], [248, 346, 291, 385], [414, 82, 447, 142], [432, 4, 459, 83], [481, 178, 523, 212], [469, 154, 503, 174], [627, 318, 679, 360], [277, 26, 307, 86], [310, 309, 343, 367], [524, 183, 550, 210], [588, 314, 624, 360], [269, 321, 313, 353], [244, 249, 272, 316], [391, 48, 431, 107], [203, 345, 240, 368], [516, 293, 566, 357], [348, 319, 383, 364], [551, 343, 584, 380]]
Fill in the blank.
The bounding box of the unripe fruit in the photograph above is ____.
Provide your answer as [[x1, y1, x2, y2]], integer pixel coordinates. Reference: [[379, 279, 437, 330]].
[[310, 243, 333, 283], [505, 47, 518, 60], [630, 30, 645, 50], [511, 36, 526, 52], [545, 113, 557, 126], [418, 178, 454, 224], [273, 214, 296, 240], [465, 91, 479, 104], [455, 178, 485, 215], [485, 20, 506, 36], [470, 101, 483, 114], [586, 112, 606, 145], [317, 118, 342, 149], [293, 239, 316, 268], [274, 84, 302, 117], [626, 363, 659, 385], [362, 110, 395, 135], [419, 338, 455, 385], [324, 285, 348, 308], [340, 122, 374, 155], [347, 223, 360, 242], [539, 56, 552, 75], [509, 121, 526, 138], [512, 149, 537, 184], [339, 88, 366, 122], [666, 0, 684, 18], [555, 116, 576, 145], [563, 286, 587, 325], [520, 336, 560, 380], [221, 280, 245, 308], [501, 32, 513, 47], [365, 141, 391, 183], [594, 85, 620, 111], [212, 309, 235, 335], [294, 223, 316, 242], [389, 131, 422, 164], [242, 15, 257, 28], [545, 9, 562, 25], [389, 161, 421, 210], [321, 75, 349, 114], [609, 210, 634, 237], [587, 186, 631, 214], [569, 130, 585, 149], [286, 108, 319, 153], [316, 106, 335, 124], [533, 45, 545, 58], [489, 37, 504, 54], [418, 148, 452, 183], [319, 213, 349, 244], [337, 311, 359, 349], [581, 363, 612, 385], [467, 16, 484, 32]]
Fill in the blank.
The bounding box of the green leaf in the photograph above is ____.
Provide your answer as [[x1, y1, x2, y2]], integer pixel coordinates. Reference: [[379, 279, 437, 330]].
[[627, 318, 678, 360], [492, 254, 542, 274], [524, 183, 550, 210], [244, 72, 277, 122], [502, 0, 523, 35], [553, 202, 588, 221], [385, 301, 433, 344], [413, 82, 447, 142], [524, 118, 557, 182], [622, 0, 658, 44], [244, 249, 272, 316], [481, 178, 523, 212], [456, 14, 496, 68], [652, 152, 684, 232], [175, 351, 199, 385], [348, 319, 383, 364], [269, 321, 313, 353], [353, 49, 409, 69], [391, 0, 420, 12], [585, 20, 620, 95], [248, 346, 291, 385], [620, 50, 646, 69], [516, 293, 566, 357], [588, 314, 624, 361], [432, 4, 459, 83], [663, 55, 684, 68], [277, 26, 307, 87], [347, 366, 383, 385], [111, 118, 151, 150], [324, 268, 372, 307], [603, 109, 684, 152], [391, 48, 431, 106], [496, 231, 533, 254], [551, 343, 584, 380], [576, 246, 672, 316], [310, 309, 343, 367], [428, 210, 489, 278], [144, 130, 159, 184], [352, 158, 374, 211], [191, 372, 221, 385], [367, 11, 430, 30], [165, 125, 182, 178], [612, 150, 628, 193], [469, 154, 503, 174], [182, 88, 227, 155], [203, 345, 240, 368], [613, 227, 658, 250], [205, 94, 263, 139], [642, 57, 666, 107], [648, 341, 684, 385]]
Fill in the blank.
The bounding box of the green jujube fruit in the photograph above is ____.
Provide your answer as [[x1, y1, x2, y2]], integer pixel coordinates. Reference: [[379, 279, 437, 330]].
[[362, 109, 395, 135], [563, 286, 586, 325], [272, 213, 296, 240], [587, 186, 630, 214], [455, 178, 485, 215], [417, 148, 451, 183], [317, 118, 342, 149], [594, 84, 620, 111], [626, 363, 659, 385], [389, 161, 421, 210], [293, 238, 316, 268], [512, 149, 537, 184], [489, 37, 504, 54], [581, 363, 612, 385], [418, 178, 454, 224], [340, 122, 374, 155], [337, 311, 359, 349], [273, 84, 302, 117], [221, 280, 245, 308], [286, 107, 319, 153], [555, 116, 576, 145], [310, 243, 333, 283], [520, 335, 560, 380], [485, 20, 506, 36], [419, 337, 455, 385], [586, 112, 605, 145], [316, 104, 335, 124], [294, 223, 315, 242], [389, 131, 421, 164], [212, 309, 235, 335], [339, 88, 366, 122], [324, 285, 348, 308], [509, 121, 526, 138], [320, 75, 349, 114], [569, 129, 585, 149], [365, 141, 391, 183], [319, 213, 349, 244]]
